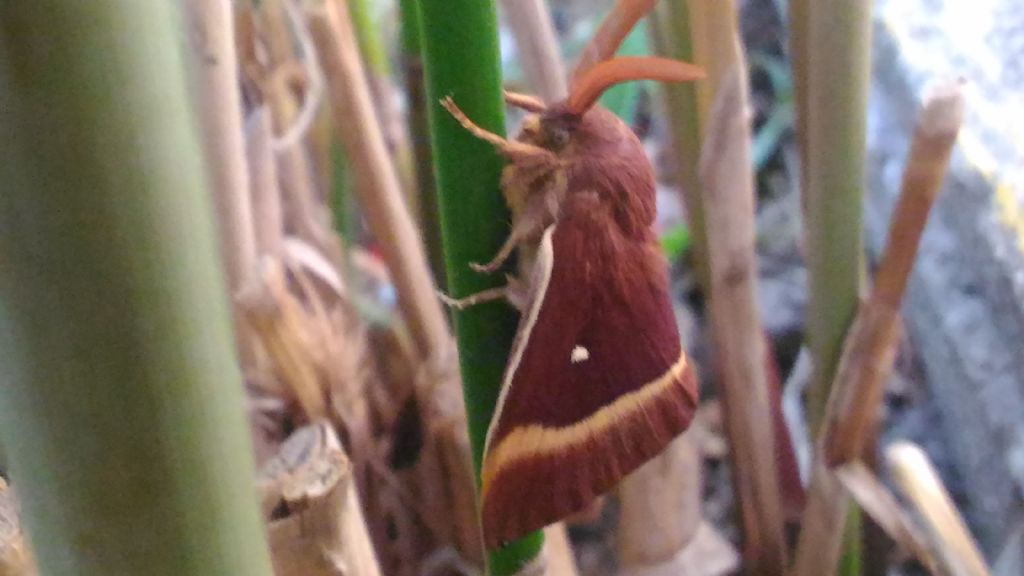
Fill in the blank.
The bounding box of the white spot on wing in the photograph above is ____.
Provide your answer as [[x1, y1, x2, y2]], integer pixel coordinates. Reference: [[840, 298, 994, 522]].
[[570, 345, 590, 364]]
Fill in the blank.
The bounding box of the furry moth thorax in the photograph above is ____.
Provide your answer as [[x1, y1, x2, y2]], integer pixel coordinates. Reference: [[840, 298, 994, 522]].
[[516, 104, 659, 236]]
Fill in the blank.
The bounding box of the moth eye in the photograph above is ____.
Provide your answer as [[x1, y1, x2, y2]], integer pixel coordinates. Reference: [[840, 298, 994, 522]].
[[546, 125, 570, 150]]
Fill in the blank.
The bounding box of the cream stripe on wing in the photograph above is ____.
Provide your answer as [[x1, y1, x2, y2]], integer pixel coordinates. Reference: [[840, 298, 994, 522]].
[[484, 225, 556, 454], [481, 349, 690, 496]]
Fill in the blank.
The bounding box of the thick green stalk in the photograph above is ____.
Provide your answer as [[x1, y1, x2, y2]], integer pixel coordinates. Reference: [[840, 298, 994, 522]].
[[797, 3, 874, 576], [803, 0, 872, 443], [0, 3, 273, 576], [418, 0, 544, 572]]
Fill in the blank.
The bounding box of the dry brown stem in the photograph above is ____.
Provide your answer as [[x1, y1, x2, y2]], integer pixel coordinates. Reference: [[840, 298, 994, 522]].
[[240, 259, 328, 420], [793, 82, 964, 576], [261, 421, 382, 576], [618, 434, 738, 576], [264, 67, 337, 257], [618, 435, 701, 566], [872, 81, 964, 308], [308, 0, 451, 362], [256, 0, 342, 264], [696, 11, 787, 571], [888, 442, 991, 576], [184, 0, 258, 294], [793, 459, 850, 576], [834, 462, 937, 571], [543, 525, 579, 576], [247, 107, 286, 260], [500, 0, 567, 102], [183, 0, 261, 373], [0, 481, 35, 576], [821, 302, 902, 467], [427, 385, 485, 566]]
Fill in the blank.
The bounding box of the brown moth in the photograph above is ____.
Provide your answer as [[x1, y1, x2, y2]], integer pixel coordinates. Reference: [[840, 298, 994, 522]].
[[441, 0, 703, 550]]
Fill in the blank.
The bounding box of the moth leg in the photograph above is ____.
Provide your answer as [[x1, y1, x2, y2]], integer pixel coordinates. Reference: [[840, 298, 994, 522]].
[[470, 233, 518, 274], [437, 274, 528, 312], [440, 97, 557, 166], [437, 285, 509, 311], [504, 90, 547, 113], [474, 184, 562, 274]]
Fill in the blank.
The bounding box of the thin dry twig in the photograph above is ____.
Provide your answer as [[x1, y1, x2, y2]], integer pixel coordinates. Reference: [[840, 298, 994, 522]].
[[239, 259, 328, 420], [272, 0, 326, 154], [258, 0, 341, 262], [888, 442, 992, 576], [183, 0, 260, 370], [246, 107, 286, 260], [500, 0, 567, 102], [184, 0, 258, 293], [696, 12, 787, 571], [307, 0, 451, 363], [871, 81, 964, 308]]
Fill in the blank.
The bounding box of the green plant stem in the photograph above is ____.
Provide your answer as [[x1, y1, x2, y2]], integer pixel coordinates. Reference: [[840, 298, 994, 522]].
[[655, 0, 711, 290], [418, 0, 544, 572], [796, 3, 874, 576], [803, 0, 872, 446], [0, 3, 274, 576], [399, 0, 446, 288]]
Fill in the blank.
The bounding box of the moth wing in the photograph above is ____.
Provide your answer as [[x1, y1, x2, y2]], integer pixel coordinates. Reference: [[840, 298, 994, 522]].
[[480, 211, 698, 549]]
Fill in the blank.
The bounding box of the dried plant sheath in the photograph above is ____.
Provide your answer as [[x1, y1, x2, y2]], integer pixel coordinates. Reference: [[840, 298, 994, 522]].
[[442, 0, 703, 549], [834, 462, 937, 572], [262, 422, 382, 576], [617, 435, 701, 568], [887, 443, 991, 576]]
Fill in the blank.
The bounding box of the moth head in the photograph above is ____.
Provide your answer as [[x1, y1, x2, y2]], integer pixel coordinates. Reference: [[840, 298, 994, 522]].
[[517, 57, 704, 155], [518, 0, 704, 154]]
